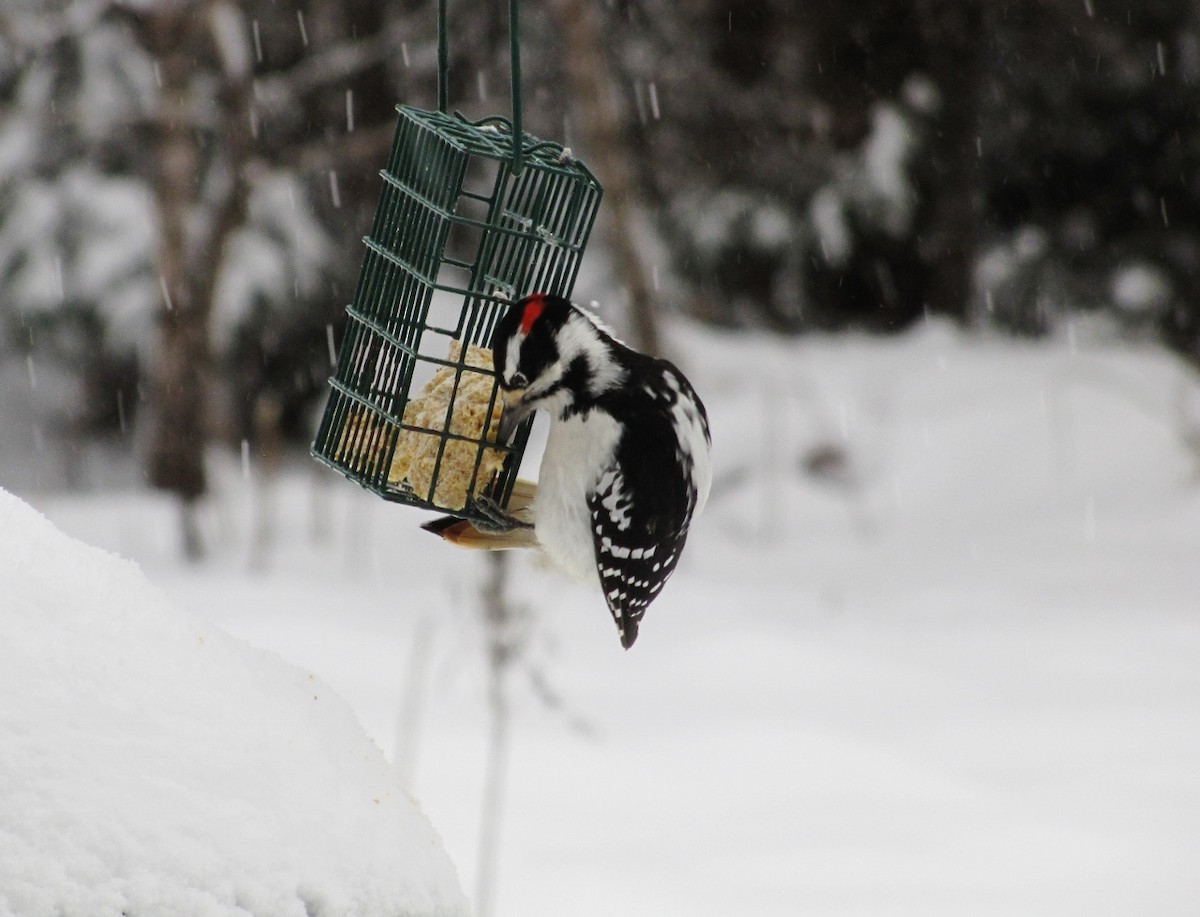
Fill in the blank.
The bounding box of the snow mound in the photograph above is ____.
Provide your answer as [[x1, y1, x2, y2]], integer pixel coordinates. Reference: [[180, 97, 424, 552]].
[[0, 488, 468, 917]]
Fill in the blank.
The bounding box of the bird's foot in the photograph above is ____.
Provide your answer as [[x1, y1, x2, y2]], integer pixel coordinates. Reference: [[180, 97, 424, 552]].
[[470, 495, 535, 533]]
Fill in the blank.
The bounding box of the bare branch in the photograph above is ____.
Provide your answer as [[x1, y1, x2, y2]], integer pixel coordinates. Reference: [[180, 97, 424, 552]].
[[252, 22, 438, 116], [282, 123, 395, 175], [0, 0, 116, 54]]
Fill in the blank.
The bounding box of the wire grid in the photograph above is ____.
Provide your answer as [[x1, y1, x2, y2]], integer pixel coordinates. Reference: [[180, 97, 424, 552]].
[[311, 106, 603, 523]]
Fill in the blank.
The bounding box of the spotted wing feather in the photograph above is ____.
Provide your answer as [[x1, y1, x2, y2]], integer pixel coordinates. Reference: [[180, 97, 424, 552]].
[[587, 358, 709, 649], [589, 463, 689, 649]]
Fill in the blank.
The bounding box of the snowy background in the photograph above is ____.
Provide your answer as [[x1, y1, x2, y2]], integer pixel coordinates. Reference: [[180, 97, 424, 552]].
[[12, 319, 1200, 916], [4, 1, 1200, 914]]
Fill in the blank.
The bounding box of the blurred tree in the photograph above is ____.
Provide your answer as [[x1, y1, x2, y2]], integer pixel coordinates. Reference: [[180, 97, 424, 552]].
[[606, 0, 1200, 359], [0, 0, 420, 552], [977, 0, 1200, 359], [610, 0, 823, 329], [4, 0, 1200, 519], [549, 0, 660, 353], [140, 1, 254, 553], [910, 0, 984, 322], [0, 5, 158, 447]]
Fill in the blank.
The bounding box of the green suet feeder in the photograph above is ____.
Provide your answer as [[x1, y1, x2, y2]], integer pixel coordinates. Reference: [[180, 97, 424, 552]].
[[311, 0, 603, 526]]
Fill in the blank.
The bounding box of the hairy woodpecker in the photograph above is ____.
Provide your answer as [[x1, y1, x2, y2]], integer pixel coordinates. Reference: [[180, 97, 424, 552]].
[[428, 293, 711, 649]]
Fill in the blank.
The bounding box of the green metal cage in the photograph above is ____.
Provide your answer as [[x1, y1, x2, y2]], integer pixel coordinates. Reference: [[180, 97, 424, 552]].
[[311, 4, 603, 525]]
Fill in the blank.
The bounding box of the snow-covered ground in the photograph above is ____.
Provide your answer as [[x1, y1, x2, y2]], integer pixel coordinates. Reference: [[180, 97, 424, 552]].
[[15, 321, 1200, 916], [0, 488, 468, 917]]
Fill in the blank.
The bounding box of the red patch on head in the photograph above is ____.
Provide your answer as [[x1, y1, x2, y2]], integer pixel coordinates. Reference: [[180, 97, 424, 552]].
[[520, 295, 546, 335]]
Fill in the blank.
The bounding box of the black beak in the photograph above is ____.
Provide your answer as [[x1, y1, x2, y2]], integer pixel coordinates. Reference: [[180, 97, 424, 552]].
[[496, 393, 531, 445]]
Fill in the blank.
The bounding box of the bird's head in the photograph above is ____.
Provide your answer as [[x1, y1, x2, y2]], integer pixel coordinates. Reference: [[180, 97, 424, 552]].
[[491, 293, 624, 442]]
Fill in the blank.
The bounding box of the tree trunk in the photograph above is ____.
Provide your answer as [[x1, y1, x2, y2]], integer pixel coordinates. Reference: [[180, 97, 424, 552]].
[[547, 0, 660, 355], [144, 1, 254, 558], [146, 4, 209, 556], [913, 0, 985, 321]]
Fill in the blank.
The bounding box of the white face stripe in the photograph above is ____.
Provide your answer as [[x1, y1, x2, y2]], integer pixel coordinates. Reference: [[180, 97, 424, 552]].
[[503, 306, 625, 401], [526, 364, 566, 409], [504, 332, 525, 387], [557, 312, 625, 396]]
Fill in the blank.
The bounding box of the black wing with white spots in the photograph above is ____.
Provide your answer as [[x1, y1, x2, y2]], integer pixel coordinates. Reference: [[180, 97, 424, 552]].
[[588, 358, 710, 649]]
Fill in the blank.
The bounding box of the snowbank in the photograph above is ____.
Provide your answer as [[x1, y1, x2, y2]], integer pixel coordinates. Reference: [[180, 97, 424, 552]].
[[0, 488, 468, 917]]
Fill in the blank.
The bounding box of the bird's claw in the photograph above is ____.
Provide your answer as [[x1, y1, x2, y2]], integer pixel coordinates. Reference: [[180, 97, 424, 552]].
[[470, 495, 534, 533]]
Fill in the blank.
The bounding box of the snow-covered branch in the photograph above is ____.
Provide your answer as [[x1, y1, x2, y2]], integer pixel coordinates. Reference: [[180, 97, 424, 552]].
[[252, 22, 436, 116], [0, 0, 115, 56]]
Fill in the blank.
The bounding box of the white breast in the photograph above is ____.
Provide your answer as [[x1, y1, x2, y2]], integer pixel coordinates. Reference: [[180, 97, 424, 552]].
[[532, 410, 621, 581]]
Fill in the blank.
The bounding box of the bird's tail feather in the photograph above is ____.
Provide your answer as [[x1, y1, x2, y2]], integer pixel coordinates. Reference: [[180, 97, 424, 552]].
[[420, 479, 539, 551], [420, 516, 540, 550]]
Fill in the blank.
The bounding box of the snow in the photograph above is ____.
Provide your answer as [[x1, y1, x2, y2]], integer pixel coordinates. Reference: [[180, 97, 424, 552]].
[[0, 166, 158, 353], [12, 323, 1200, 916], [809, 186, 851, 267], [210, 171, 333, 349], [0, 489, 468, 917], [210, 1, 254, 81], [1111, 262, 1171, 315], [810, 102, 920, 267], [861, 104, 917, 231], [686, 189, 795, 257]]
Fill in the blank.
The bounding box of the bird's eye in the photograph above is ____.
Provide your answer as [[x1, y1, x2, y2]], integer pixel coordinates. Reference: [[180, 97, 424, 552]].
[[510, 371, 529, 389]]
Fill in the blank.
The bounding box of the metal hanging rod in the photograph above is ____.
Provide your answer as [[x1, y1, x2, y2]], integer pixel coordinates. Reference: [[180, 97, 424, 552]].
[[436, 0, 524, 176]]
